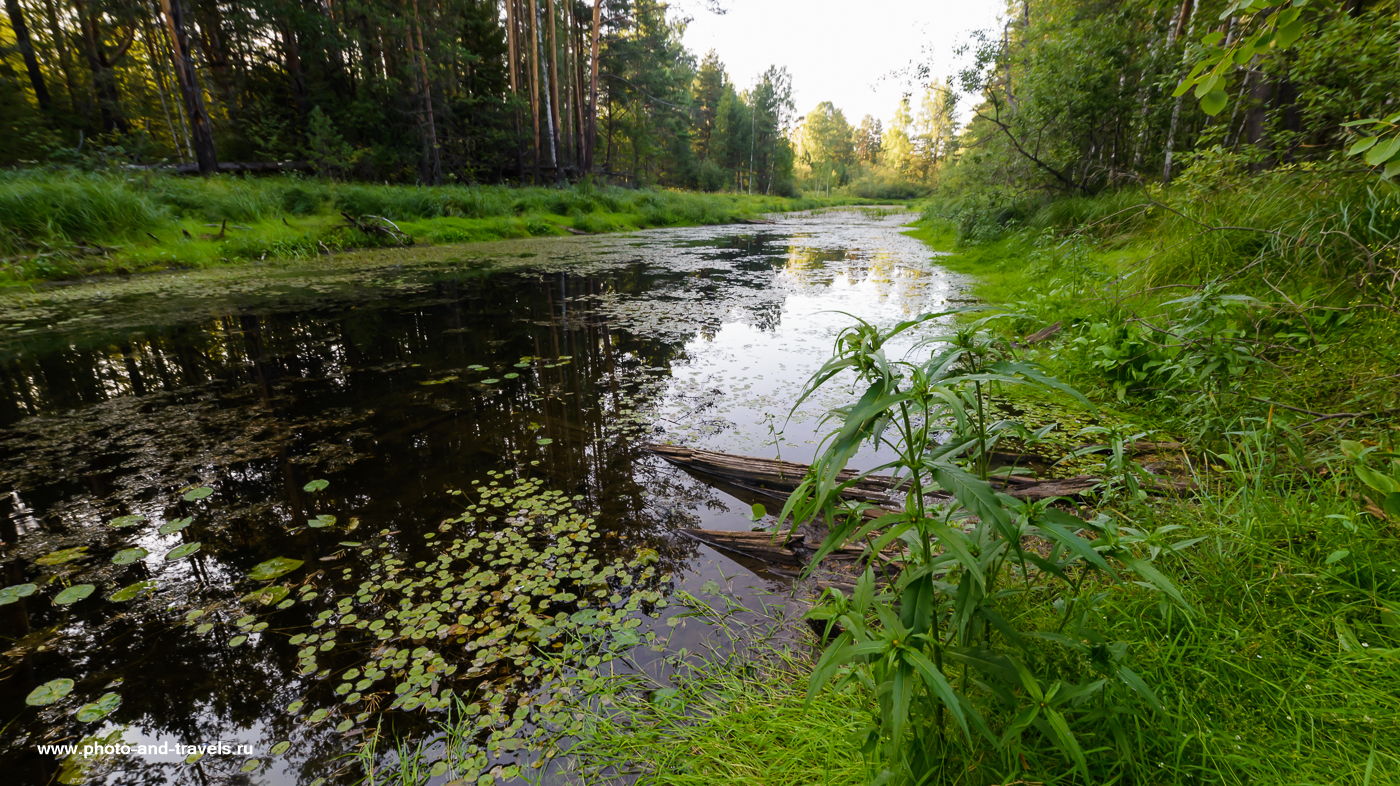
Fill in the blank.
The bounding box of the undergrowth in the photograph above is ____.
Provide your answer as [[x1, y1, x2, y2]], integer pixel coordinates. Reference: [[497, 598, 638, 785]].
[[0, 169, 878, 284]]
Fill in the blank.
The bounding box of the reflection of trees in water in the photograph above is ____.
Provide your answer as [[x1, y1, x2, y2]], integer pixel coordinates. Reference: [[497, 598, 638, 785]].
[[0, 268, 713, 783]]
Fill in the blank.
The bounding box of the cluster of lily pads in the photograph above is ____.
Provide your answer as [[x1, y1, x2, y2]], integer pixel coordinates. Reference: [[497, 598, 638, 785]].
[[7, 484, 232, 728], [420, 354, 575, 388], [157, 472, 673, 783]]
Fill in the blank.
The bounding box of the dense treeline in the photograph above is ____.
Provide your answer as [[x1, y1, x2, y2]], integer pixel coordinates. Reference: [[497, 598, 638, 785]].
[[933, 0, 1399, 229], [0, 0, 795, 191], [775, 0, 1397, 203]]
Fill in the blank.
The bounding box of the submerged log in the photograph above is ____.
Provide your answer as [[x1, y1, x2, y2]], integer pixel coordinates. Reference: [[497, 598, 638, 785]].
[[681, 529, 802, 565], [644, 443, 1110, 504]]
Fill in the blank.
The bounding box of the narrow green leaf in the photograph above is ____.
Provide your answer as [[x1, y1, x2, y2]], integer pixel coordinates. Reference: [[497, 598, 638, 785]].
[[905, 648, 969, 739]]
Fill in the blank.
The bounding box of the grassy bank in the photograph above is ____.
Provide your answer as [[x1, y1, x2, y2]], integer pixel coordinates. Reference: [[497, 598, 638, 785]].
[[0, 170, 876, 285], [553, 173, 1400, 785]]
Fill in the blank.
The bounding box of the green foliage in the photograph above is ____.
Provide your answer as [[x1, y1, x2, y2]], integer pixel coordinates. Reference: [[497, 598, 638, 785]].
[[782, 312, 1191, 781], [304, 108, 358, 180]]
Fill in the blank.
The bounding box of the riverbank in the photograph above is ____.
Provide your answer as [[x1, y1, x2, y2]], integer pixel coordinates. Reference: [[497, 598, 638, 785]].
[[0, 170, 881, 285], [555, 175, 1400, 785]]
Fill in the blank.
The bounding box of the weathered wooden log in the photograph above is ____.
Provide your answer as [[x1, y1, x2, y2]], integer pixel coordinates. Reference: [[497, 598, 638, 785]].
[[645, 443, 1112, 504], [645, 444, 897, 503], [681, 529, 801, 565]]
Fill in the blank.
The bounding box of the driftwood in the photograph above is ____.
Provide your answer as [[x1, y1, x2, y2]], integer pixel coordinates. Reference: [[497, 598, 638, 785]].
[[681, 529, 802, 565], [645, 443, 1111, 505], [339, 213, 413, 246], [1017, 321, 1062, 346], [645, 444, 897, 504]]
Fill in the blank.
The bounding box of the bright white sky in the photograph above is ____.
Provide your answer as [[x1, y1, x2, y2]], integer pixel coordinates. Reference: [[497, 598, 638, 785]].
[[675, 0, 1006, 129]]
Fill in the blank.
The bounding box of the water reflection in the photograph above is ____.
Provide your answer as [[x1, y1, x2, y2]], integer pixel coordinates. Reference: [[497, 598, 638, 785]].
[[0, 209, 961, 783]]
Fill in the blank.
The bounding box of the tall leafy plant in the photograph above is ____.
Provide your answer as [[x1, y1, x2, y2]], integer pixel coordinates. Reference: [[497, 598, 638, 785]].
[[781, 310, 1195, 781]]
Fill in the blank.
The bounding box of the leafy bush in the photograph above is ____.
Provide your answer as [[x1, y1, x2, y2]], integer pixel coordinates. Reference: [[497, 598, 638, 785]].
[[784, 312, 1193, 781]]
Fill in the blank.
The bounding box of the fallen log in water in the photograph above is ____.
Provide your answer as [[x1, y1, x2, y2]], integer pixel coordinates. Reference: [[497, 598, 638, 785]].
[[644, 443, 1112, 504], [680, 529, 803, 565]]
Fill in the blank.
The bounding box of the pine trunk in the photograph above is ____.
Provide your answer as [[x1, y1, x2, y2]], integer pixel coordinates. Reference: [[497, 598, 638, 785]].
[[5, 0, 52, 110], [159, 0, 218, 174], [586, 0, 602, 173], [527, 0, 542, 183]]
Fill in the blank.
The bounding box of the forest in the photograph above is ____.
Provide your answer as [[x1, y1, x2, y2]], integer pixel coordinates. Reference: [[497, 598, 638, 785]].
[[0, 0, 796, 192], [3, 0, 1400, 784]]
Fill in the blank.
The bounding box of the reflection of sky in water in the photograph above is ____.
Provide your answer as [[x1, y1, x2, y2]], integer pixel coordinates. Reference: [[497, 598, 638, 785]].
[[653, 211, 967, 468]]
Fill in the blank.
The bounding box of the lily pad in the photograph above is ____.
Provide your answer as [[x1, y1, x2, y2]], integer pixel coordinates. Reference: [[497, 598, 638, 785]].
[[229, 635, 247, 647], [165, 542, 202, 561], [248, 557, 304, 581], [111, 548, 148, 565], [0, 583, 37, 605], [110, 581, 156, 602], [54, 584, 96, 605], [26, 678, 74, 706], [36, 547, 88, 566], [240, 759, 260, 773], [536, 438, 553, 446], [75, 692, 122, 723], [158, 517, 193, 535], [309, 514, 337, 528], [109, 514, 146, 528], [242, 585, 290, 606], [303, 479, 329, 493], [182, 486, 214, 502], [480, 378, 500, 385], [271, 741, 290, 756]]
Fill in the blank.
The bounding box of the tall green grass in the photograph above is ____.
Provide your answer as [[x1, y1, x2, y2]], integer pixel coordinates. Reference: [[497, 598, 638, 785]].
[[0, 169, 864, 282], [928, 171, 1400, 294]]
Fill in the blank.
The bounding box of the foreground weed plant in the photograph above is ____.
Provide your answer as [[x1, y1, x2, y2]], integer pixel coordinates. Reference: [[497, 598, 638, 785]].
[[782, 311, 1197, 782]]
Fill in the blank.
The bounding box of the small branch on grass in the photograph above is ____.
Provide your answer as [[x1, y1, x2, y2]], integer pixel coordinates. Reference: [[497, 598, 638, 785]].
[[339, 213, 413, 247]]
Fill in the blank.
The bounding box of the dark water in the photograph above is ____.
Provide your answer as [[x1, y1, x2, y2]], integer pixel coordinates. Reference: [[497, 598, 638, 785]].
[[0, 209, 962, 784]]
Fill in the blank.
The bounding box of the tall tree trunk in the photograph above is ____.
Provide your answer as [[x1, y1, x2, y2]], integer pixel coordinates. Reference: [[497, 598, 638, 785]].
[[5, 0, 51, 110], [140, 17, 185, 160], [527, 0, 542, 183], [546, 0, 563, 177], [409, 0, 442, 183], [538, 0, 559, 179], [160, 0, 218, 174], [155, 19, 194, 159], [506, 0, 526, 182], [573, 12, 586, 169], [282, 24, 309, 119], [586, 0, 601, 173], [1162, 0, 1199, 184]]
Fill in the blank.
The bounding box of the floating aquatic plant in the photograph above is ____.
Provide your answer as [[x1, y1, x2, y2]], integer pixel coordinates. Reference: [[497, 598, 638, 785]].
[[26, 678, 74, 706], [54, 584, 96, 605]]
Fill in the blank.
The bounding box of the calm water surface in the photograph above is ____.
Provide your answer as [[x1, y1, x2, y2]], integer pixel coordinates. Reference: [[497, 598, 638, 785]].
[[0, 208, 964, 784]]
